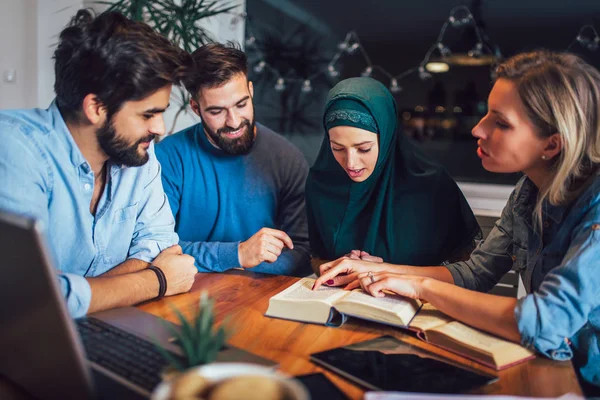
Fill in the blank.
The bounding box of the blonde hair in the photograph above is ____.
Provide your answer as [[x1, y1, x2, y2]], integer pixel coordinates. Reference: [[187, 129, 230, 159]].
[[495, 51, 600, 226]]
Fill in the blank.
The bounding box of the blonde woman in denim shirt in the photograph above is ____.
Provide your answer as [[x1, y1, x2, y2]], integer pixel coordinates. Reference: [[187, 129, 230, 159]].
[[313, 51, 600, 394]]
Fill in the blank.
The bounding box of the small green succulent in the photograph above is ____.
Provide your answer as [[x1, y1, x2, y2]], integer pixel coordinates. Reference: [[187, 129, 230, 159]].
[[156, 291, 228, 371]]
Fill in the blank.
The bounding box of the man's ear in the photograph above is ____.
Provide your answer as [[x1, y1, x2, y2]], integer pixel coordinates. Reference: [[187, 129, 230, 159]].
[[542, 132, 563, 160], [190, 97, 201, 117], [81, 94, 106, 126], [248, 80, 254, 98]]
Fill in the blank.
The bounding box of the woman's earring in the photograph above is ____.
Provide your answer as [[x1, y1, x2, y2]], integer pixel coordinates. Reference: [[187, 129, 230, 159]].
[[541, 155, 548, 160]]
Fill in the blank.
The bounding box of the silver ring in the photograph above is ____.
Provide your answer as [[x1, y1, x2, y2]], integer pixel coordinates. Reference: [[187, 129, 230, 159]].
[[367, 271, 375, 283]]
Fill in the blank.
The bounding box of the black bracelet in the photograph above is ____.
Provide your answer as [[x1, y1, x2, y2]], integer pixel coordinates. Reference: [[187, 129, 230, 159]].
[[148, 265, 167, 299]]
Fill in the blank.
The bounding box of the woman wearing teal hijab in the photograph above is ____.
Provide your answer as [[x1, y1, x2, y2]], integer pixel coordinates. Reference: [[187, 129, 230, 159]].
[[306, 77, 480, 267]]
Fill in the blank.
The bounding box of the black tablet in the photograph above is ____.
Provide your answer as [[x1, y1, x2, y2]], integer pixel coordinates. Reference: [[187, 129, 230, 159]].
[[311, 336, 497, 393]]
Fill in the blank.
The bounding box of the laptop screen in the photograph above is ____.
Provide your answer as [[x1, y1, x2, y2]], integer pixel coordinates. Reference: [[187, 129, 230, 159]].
[[0, 211, 95, 400]]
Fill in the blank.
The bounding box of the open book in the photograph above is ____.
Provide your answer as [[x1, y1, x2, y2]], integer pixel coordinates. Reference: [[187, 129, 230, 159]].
[[409, 303, 535, 370], [265, 277, 422, 328], [265, 278, 535, 370]]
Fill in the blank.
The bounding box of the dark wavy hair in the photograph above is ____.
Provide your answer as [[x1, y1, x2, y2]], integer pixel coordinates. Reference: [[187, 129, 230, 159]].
[[53, 9, 191, 121], [184, 41, 248, 98]]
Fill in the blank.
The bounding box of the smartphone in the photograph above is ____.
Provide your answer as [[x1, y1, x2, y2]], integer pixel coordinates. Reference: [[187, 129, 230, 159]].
[[295, 373, 348, 400]]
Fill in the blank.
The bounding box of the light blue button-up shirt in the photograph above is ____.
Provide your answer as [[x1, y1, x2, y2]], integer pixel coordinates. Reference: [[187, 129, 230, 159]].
[[446, 174, 600, 387], [0, 103, 178, 318]]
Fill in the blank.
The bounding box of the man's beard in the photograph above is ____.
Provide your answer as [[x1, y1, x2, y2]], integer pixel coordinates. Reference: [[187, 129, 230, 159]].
[[204, 118, 256, 155], [96, 119, 155, 167]]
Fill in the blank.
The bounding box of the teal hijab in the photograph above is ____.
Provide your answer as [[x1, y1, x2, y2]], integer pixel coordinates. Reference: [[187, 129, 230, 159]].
[[306, 77, 480, 265]]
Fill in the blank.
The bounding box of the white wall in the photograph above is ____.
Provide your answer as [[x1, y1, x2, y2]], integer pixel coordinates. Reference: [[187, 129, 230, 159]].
[[0, 0, 38, 109], [37, 1, 84, 108], [0, 0, 84, 109]]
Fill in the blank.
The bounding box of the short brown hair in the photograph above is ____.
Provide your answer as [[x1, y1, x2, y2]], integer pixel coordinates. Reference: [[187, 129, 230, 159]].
[[184, 42, 248, 97]]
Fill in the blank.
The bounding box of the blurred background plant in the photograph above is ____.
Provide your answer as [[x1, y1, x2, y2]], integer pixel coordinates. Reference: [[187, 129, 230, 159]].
[[246, 20, 335, 134], [96, 0, 240, 133]]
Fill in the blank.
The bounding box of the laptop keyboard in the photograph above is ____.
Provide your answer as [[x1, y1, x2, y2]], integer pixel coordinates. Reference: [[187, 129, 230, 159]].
[[76, 317, 181, 392]]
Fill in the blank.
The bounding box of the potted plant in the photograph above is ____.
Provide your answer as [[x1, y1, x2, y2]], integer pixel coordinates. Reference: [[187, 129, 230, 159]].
[[152, 292, 227, 397], [156, 292, 227, 374], [151, 292, 308, 400]]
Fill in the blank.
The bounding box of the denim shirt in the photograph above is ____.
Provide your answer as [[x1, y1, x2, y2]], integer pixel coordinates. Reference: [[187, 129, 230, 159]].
[[0, 103, 178, 318], [446, 175, 600, 387]]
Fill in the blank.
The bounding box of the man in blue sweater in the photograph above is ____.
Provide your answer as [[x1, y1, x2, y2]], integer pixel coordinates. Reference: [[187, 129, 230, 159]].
[[156, 43, 311, 276]]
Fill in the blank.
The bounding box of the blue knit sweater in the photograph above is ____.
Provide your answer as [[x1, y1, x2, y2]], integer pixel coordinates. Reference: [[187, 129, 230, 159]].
[[156, 122, 311, 276]]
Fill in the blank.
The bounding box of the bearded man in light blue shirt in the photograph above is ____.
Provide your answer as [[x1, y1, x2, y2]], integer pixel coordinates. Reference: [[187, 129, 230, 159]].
[[0, 10, 197, 318]]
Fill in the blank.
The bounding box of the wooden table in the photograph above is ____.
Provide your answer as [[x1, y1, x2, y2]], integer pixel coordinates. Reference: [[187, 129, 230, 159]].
[[139, 270, 583, 399]]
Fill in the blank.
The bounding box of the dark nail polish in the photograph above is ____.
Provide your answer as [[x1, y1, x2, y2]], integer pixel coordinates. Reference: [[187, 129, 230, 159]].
[[326, 280, 334, 285]]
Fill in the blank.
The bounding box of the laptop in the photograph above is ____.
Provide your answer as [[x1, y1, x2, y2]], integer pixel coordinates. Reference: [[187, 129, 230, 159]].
[[0, 210, 276, 399]]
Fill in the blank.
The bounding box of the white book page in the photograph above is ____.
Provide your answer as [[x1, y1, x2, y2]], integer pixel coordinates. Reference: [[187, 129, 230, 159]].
[[365, 392, 583, 400], [342, 290, 420, 312], [277, 278, 348, 304], [431, 321, 532, 356]]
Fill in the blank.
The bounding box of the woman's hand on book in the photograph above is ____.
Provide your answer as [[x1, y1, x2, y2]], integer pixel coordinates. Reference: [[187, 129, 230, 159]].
[[312, 256, 388, 290], [356, 272, 426, 300], [345, 250, 384, 263]]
